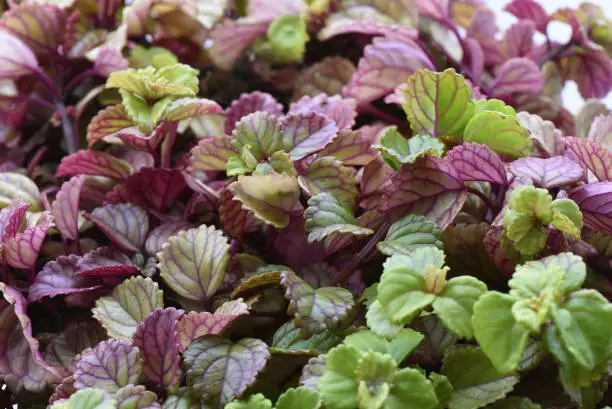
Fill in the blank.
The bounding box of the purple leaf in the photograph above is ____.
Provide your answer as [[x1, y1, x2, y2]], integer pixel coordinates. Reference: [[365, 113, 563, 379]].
[[177, 299, 250, 350], [558, 45, 612, 99], [502, 21, 536, 60], [52, 176, 84, 241], [299, 355, 325, 391], [208, 19, 269, 70], [133, 307, 184, 393], [586, 113, 612, 151], [289, 94, 357, 131], [269, 214, 327, 272], [278, 112, 339, 160], [509, 156, 583, 189], [0, 31, 39, 80], [464, 37, 485, 82], [231, 111, 281, 161], [188, 134, 236, 171], [74, 247, 139, 279], [110, 123, 169, 153], [381, 157, 467, 229], [504, 0, 549, 32], [93, 47, 129, 77], [49, 375, 76, 404], [483, 226, 518, 277], [145, 221, 192, 255], [342, 35, 435, 104], [569, 182, 612, 234], [183, 336, 270, 408], [115, 385, 160, 409], [87, 203, 149, 253], [564, 137, 612, 182], [293, 57, 356, 100], [73, 339, 143, 392], [316, 130, 375, 166], [225, 91, 284, 134], [445, 143, 508, 185], [490, 58, 544, 98], [219, 188, 263, 238], [246, 0, 307, 21], [158, 224, 231, 302], [359, 156, 396, 210], [92, 276, 164, 341], [56, 150, 133, 180], [4, 216, 53, 269]]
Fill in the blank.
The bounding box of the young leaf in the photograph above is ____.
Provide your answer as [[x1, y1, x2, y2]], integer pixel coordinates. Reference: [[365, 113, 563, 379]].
[[87, 203, 149, 253], [270, 319, 343, 356], [188, 135, 236, 171], [52, 176, 84, 241], [56, 150, 134, 180], [114, 385, 160, 409], [183, 337, 270, 408], [275, 387, 321, 409], [225, 394, 272, 409], [106, 64, 199, 100], [402, 68, 475, 138], [50, 388, 116, 409], [92, 276, 164, 341], [463, 111, 532, 158], [569, 182, 612, 234], [298, 156, 359, 208], [317, 345, 361, 409], [0, 172, 42, 210], [510, 253, 586, 298], [289, 94, 357, 131], [133, 307, 184, 393], [86, 105, 136, 148], [445, 143, 508, 185], [377, 214, 444, 257], [267, 15, 309, 63], [231, 111, 281, 161], [509, 157, 583, 189], [73, 339, 143, 392], [344, 329, 424, 365], [373, 128, 445, 170], [441, 346, 519, 409], [144, 221, 192, 255], [490, 58, 544, 98], [225, 91, 284, 134], [158, 224, 230, 302], [0, 31, 39, 80], [278, 112, 339, 161]]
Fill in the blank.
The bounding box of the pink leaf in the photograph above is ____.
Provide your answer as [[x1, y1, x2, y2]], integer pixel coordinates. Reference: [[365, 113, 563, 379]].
[[224, 91, 284, 134], [569, 182, 612, 234], [87, 104, 135, 147], [145, 221, 192, 255], [93, 47, 129, 77], [289, 94, 357, 131], [558, 45, 612, 99], [52, 176, 84, 241], [163, 98, 224, 122], [246, 0, 307, 21], [380, 157, 467, 229], [504, 0, 549, 32], [0, 31, 39, 80], [359, 156, 396, 210], [133, 307, 184, 393], [87, 203, 149, 253], [509, 156, 583, 189], [110, 123, 169, 152], [74, 247, 139, 279], [278, 112, 339, 160], [586, 113, 612, 151], [445, 143, 508, 185], [490, 57, 544, 98], [319, 20, 418, 42], [56, 150, 134, 180], [0, 201, 30, 241], [564, 137, 612, 182], [208, 19, 269, 71], [4, 222, 53, 270], [502, 21, 535, 60]]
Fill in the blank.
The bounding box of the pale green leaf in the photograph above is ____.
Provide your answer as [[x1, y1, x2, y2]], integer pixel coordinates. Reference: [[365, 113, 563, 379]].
[[373, 128, 445, 170], [275, 387, 321, 409], [377, 214, 443, 257], [317, 345, 361, 409], [387, 367, 439, 409], [267, 15, 309, 64], [224, 394, 272, 409], [464, 111, 532, 158]]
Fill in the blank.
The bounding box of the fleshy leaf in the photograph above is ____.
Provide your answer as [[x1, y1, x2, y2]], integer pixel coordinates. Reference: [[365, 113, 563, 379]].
[[73, 247, 139, 279], [270, 319, 343, 356], [463, 111, 532, 158], [293, 57, 356, 99], [485, 397, 542, 409], [230, 112, 281, 161], [163, 98, 223, 122], [228, 174, 300, 229], [564, 137, 612, 182], [586, 113, 612, 151], [115, 385, 160, 409], [57, 150, 133, 180], [92, 276, 164, 341], [490, 58, 544, 98], [402, 68, 474, 138], [304, 193, 373, 254], [569, 182, 612, 234], [377, 214, 443, 257], [182, 337, 270, 408], [0, 31, 39, 80], [189, 135, 236, 172], [219, 188, 263, 238], [445, 143, 508, 185], [0, 172, 42, 210], [267, 15, 309, 63], [73, 339, 143, 392], [87, 203, 149, 253], [300, 355, 326, 391], [158, 224, 231, 302], [316, 130, 375, 166], [381, 157, 467, 229], [3, 214, 53, 269], [298, 156, 359, 207], [509, 157, 584, 189], [373, 128, 445, 170], [316, 345, 360, 409], [344, 328, 424, 365], [225, 91, 284, 134], [280, 270, 355, 337], [289, 94, 357, 131], [52, 176, 84, 241], [177, 299, 250, 350], [441, 346, 519, 409], [133, 307, 184, 393], [516, 112, 565, 158]]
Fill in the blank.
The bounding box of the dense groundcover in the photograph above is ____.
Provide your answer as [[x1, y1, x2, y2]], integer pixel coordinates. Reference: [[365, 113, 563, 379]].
[[3, 0, 612, 408]]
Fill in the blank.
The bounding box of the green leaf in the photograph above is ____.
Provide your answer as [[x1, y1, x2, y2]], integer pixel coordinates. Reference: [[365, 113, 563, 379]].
[[473, 99, 516, 116], [51, 388, 116, 409], [162, 387, 207, 409], [231, 112, 282, 161], [551, 289, 612, 371], [270, 320, 342, 356], [510, 253, 586, 298], [387, 367, 439, 409], [343, 329, 424, 365], [377, 214, 444, 257], [355, 351, 396, 409], [158, 224, 230, 302], [107, 64, 198, 100], [183, 337, 270, 408], [485, 397, 542, 409], [227, 146, 259, 177], [129, 45, 178, 69], [432, 276, 487, 339], [280, 270, 355, 337], [550, 198, 583, 238], [366, 300, 404, 338], [377, 248, 445, 324], [120, 92, 173, 131], [402, 68, 475, 138], [463, 111, 532, 158], [0, 172, 42, 211], [267, 15, 309, 64], [224, 394, 272, 409], [298, 156, 359, 208], [373, 128, 445, 170], [472, 292, 530, 374], [441, 346, 519, 409], [269, 151, 297, 176], [275, 387, 321, 409], [430, 373, 453, 409], [317, 345, 361, 409]]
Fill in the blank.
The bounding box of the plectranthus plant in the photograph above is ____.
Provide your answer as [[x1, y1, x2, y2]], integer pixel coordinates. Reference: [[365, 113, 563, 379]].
[[1, 0, 612, 408]]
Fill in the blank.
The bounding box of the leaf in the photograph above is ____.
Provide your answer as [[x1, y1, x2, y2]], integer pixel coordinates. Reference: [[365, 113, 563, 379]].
[[0, 172, 42, 210], [316, 345, 360, 409], [163, 98, 223, 122], [54, 388, 116, 409], [388, 367, 439, 409], [133, 307, 184, 392], [208, 19, 269, 71], [276, 387, 321, 409], [411, 315, 458, 364], [509, 157, 584, 189], [73, 339, 143, 392], [444, 143, 508, 185], [57, 150, 133, 180], [115, 385, 160, 409], [300, 355, 326, 391], [87, 203, 149, 253], [52, 176, 84, 241], [366, 300, 404, 338], [107, 64, 199, 100], [177, 299, 250, 350], [377, 214, 443, 257], [230, 111, 281, 161], [510, 253, 586, 298], [280, 270, 355, 337], [228, 174, 300, 229], [73, 247, 139, 279], [564, 137, 612, 182], [485, 397, 542, 409], [270, 320, 343, 356], [219, 188, 262, 238], [3, 217, 53, 269], [569, 182, 612, 234], [316, 130, 375, 166], [92, 276, 164, 341], [472, 292, 530, 374], [343, 36, 435, 104], [183, 337, 270, 408], [87, 105, 135, 147], [144, 221, 192, 255], [188, 135, 235, 172], [0, 30, 39, 80], [373, 128, 445, 170], [298, 156, 359, 207], [93, 47, 129, 78], [576, 100, 610, 140], [557, 45, 612, 99], [490, 58, 544, 98], [516, 112, 565, 158], [463, 111, 532, 158], [225, 394, 272, 409], [277, 112, 339, 161], [441, 346, 519, 409], [225, 91, 284, 134], [321, 0, 418, 34], [402, 68, 474, 138], [504, 0, 549, 32], [289, 94, 357, 131], [293, 57, 356, 99], [381, 157, 467, 229], [267, 15, 309, 63], [304, 193, 373, 253], [344, 329, 424, 364], [158, 224, 231, 302], [586, 112, 612, 150]]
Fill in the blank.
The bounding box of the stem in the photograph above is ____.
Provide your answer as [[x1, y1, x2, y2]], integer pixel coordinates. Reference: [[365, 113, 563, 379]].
[[64, 69, 96, 93], [331, 220, 391, 286], [27, 147, 47, 178], [160, 123, 178, 168], [27, 94, 55, 110], [56, 102, 78, 154], [539, 40, 576, 68], [31, 68, 61, 100], [466, 186, 496, 213], [359, 104, 404, 127], [27, 267, 36, 284], [1, 264, 8, 283]]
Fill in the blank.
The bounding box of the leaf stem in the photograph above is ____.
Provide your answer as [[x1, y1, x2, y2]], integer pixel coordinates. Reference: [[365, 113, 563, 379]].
[[466, 186, 497, 213], [331, 220, 391, 286], [56, 101, 78, 154], [64, 69, 96, 93], [359, 104, 404, 126]]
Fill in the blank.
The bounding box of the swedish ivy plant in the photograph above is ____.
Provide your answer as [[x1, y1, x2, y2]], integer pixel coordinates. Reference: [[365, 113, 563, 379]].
[[2, 0, 612, 409]]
